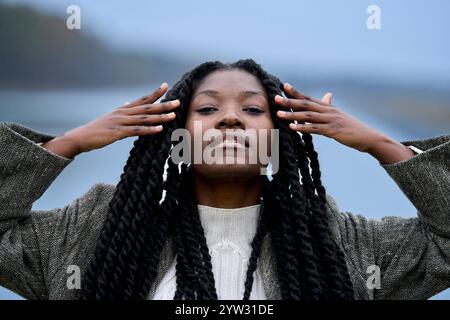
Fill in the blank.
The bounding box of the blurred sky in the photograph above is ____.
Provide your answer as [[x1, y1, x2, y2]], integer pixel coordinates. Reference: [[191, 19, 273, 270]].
[[3, 0, 450, 88]]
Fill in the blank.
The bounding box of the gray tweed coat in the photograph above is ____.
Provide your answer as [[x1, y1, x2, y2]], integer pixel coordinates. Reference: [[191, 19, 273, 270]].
[[0, 121, 449, 300]]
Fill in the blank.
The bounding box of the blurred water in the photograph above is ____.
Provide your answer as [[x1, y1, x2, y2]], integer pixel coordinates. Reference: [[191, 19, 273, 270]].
[[0, 86, 448, 300]]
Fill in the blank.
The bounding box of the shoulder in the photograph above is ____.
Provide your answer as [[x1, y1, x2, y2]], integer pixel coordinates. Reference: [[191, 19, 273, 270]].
[[79, 182, 117, 218], [323, 193, 377, 250], [40, 182, 117, 234], [85, 182, 116, 204]]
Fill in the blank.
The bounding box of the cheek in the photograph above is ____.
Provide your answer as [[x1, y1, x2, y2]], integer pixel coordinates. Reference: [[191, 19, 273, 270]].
[[184, 112, 194, 131], [257, 118, 275, 155], [259, 111, 275, 128]]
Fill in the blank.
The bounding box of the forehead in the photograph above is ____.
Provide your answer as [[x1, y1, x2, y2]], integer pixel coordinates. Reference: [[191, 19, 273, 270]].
[[193, 69, 266, 97]]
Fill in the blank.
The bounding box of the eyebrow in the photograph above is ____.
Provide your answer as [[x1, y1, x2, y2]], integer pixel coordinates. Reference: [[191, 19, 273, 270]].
[[192, 89, 266, 100]]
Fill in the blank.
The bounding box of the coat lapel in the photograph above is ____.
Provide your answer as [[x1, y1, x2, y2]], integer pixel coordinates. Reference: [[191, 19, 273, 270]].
[[259, 233, 282, 300]]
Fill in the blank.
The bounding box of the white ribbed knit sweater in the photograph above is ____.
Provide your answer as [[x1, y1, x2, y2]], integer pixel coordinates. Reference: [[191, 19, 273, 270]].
[[152, 203, 266, 300]]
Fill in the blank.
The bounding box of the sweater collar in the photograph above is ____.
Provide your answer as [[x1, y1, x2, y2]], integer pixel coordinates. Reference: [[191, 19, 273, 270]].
[[197, 203, 261, 247], [147, 204, 282, 300]]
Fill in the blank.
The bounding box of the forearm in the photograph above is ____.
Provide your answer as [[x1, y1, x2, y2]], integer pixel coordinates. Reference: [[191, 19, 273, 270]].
[[41, 134, 82, 160], [378, 133, 450, 237], [367, 134, 417, 165], [0, 122, 73, 228]]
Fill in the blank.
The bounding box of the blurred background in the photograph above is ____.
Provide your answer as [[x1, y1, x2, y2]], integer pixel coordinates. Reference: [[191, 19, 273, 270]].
[[0, 0, 449, 299]]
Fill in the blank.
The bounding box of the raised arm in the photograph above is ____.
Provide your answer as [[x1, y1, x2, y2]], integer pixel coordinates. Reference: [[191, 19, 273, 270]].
[[325, 134, 450, 299], [0, 121, 99, 299], [274, 83, 449, 299], [0, 84, 182, 299]]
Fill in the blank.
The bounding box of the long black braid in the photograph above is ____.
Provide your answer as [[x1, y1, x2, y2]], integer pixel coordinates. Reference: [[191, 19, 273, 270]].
[[80, 59, 354, 300]]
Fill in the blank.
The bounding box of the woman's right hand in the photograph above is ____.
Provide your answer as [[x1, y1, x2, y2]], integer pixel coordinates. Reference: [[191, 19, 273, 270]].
[[42, 83, 180, 159]]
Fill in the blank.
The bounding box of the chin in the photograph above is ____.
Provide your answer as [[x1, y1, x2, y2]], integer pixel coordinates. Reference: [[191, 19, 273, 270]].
[[192, 163, 263, 179]]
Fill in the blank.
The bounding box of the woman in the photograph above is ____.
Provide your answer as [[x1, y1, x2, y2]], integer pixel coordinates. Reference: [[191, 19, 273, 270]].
[[0, 59, 449, 300]]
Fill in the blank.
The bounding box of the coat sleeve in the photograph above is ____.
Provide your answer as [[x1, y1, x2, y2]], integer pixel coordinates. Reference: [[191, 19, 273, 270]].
[[325, 133, 450, 300], [0, 122, 108, 299]]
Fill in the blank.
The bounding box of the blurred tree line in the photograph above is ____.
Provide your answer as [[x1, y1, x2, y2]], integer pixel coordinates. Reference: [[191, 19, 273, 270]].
[[0, 4, 189, 88]]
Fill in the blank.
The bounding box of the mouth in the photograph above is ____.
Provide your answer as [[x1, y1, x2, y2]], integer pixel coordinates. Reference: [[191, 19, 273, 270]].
[[208, 132, 250, 149], [216, 140, 247, 149]]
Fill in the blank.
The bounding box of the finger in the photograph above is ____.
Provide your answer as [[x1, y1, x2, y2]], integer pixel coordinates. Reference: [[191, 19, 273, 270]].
[[121, 82, 169, 109], [124, 99, 181, 115], [321, 92, 333, 105], [288, 122, 328, 135], [119, 112, 176, 126], [283, 83, 327, 106], [119, 125, 164, 137], [276, 110, 330, 123], [274, 95, 327, 113]]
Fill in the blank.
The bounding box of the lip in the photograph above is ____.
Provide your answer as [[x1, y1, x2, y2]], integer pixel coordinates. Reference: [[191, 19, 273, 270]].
[[208, 132, 250, 149], [215, 141, 247, 149]]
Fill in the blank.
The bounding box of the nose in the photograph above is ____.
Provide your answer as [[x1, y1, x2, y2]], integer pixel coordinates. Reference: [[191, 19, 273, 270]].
[[216, 108, 244, 129]]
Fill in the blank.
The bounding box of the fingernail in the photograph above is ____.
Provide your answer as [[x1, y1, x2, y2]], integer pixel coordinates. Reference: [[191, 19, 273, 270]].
[[285, 83, 292, 90], [275, 95, 283, 100], [160, 82, 168, 89], [277, 110, 286, 116]]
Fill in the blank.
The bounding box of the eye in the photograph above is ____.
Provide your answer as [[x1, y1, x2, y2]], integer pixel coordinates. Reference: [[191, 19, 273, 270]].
[[196, 106, 217, 114], [244, 106, 264, 114]]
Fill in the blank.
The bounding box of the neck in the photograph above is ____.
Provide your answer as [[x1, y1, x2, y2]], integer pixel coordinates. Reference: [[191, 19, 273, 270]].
[[194, 174, 264, 209]]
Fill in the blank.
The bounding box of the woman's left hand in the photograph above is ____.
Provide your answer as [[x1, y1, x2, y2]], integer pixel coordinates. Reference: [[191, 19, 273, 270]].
[[275, 82, 387, 153]]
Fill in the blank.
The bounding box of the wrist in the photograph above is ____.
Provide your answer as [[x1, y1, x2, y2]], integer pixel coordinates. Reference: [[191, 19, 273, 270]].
[[366, 134, 393, 156], [41, 134, 83, 159], [61, 132, 85, 156], [367, 134, 416, 165]]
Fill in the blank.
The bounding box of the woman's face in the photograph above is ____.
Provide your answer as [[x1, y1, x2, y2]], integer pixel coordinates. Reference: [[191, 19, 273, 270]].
[[185, 69, 275, 179]]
